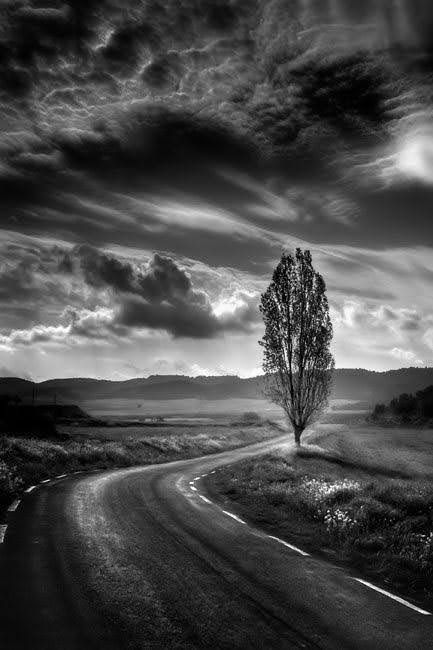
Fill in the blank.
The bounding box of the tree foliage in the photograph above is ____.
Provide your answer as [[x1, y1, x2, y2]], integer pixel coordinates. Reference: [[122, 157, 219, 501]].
[[259, 249, 334, 445], [372, 385, 433, 422]]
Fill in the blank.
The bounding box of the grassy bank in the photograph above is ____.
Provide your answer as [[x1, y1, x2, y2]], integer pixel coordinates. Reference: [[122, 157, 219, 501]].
[[0, 421, 278, 513], [205, 426, 433, 605]]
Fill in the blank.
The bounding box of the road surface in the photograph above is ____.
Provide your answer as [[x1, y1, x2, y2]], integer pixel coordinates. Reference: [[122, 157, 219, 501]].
[[0, 435, 432, 649]]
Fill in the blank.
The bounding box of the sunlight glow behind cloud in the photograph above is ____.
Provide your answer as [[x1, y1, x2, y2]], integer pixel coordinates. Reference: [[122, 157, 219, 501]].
[[396, 128, 433, 184]]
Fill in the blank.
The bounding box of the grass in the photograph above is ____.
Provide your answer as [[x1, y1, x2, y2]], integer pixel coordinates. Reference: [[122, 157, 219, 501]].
[[205, 425, 433, 605], [0, 421, 278, 514]]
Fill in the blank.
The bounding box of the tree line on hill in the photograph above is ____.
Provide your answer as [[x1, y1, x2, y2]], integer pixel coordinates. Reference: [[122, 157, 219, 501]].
[[371, 385, 433, 425], [2, 368, 433, 404]]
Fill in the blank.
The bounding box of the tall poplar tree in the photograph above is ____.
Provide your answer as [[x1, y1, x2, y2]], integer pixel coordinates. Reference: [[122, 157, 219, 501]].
[[260, 249, 334, 446]]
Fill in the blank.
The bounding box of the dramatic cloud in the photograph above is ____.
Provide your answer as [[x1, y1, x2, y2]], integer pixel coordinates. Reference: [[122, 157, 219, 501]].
[[69, 245, 260, 339], [1, 1, 433, 377], [0, 241, 260, 353]]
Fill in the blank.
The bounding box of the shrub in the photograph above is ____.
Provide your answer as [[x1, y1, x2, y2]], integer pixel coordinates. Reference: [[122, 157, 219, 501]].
[[371, 403, 386, 418], [390, 393, 417, 417]]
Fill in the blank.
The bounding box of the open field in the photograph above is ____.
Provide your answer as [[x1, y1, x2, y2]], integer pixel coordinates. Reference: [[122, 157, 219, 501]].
[[81, 396, 367, 422], [81, 397, 283, 420], [310, 425, 433, 478], [205, 423, 433, 605]]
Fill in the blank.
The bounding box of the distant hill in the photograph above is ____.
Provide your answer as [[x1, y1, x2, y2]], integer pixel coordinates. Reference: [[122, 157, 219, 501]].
[[1, 368, 433, 405]]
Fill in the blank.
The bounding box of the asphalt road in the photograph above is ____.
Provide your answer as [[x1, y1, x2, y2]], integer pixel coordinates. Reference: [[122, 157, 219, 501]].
[[1, 435, 432, 650]]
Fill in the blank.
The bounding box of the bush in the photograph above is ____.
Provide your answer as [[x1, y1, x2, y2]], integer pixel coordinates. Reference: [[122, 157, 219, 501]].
[[0, 460, 22, 507], [371, 403, 386, 418], [390, 393, 417, 417]]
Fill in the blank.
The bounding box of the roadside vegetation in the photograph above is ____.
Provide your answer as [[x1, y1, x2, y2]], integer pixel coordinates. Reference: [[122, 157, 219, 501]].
[[0, 415, 279, 513], [206, 426, 433, 604]]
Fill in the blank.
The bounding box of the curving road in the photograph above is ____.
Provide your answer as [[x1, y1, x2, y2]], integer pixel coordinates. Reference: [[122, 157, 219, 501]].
[[0, 435, 432, 650]]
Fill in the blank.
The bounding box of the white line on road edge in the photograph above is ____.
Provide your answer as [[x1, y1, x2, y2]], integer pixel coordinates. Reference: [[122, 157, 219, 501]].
[[25, 486, 36, 493], [198, 495, 212, 504], [222, 510, 246, 525], [268, 535, 310, 557], [8, 499, 20, 512], [0, 525, 7, 543], [56, 474, 67, 478], [41, 479, 50, 483], [191, 486, 197, 492], [353, 578, 432, 616]]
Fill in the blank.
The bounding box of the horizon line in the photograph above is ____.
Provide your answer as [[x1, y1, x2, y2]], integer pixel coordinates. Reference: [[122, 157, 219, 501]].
[[1, 366, 432, 384]]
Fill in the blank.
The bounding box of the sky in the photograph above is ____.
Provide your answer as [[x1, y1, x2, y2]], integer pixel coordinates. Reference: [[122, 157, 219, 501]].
[[1, 0, 433, 381]]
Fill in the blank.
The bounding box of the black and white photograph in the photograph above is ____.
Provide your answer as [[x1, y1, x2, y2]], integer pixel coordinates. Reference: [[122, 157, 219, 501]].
[[0, 1, 433, 648]]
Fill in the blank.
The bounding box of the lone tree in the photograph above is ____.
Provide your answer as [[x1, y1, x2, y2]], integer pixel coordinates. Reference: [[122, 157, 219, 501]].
[[260, 249, 334, 446]]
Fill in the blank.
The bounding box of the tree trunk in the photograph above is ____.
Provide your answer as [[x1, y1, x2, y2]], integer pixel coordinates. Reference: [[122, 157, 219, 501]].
[[294, 425, 303, 447]]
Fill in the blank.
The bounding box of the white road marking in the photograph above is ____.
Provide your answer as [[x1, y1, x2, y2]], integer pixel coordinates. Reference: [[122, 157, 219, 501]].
[[41, 479, 50, 484], [8, 499, 21, 512], [56, 474, 67, 478], [198, 495, 212, 504], [0, 525, 7, 543], [268, 535, 310, 557], [189, 481, 194, 486], [222, 510, 246, 525], [210, 470, 216, 474], [25, 486, 36, 493], [353, 578, 432, 616], [191, 486, 197, 492]]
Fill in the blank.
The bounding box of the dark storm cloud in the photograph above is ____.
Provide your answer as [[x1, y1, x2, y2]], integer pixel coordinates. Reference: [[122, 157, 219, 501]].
[[75, 245, 193, 303], [62, 245, 259, 339], [2, 0, 433, 267], [116, 295, 220, 339], [54, 104, 256, 175], [140, 53, 183, 90]]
